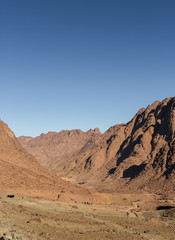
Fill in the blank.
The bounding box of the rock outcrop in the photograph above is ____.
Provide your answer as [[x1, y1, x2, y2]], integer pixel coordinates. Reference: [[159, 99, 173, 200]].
[[50, 97, 175, 194], [18, 97, 175, 194], [18, 128, 101, 170]]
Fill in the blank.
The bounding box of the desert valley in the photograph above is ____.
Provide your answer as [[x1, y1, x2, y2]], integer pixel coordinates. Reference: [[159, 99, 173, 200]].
[[2, 0, 174, 238], [0, 97, 175, 239]]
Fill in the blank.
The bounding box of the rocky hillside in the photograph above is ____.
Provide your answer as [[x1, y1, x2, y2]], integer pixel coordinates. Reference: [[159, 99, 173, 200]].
[[18, 97, 175, 194], [49, 97, 175, 194], [18, 128, 101, 169], [0, 121, 94, 201]]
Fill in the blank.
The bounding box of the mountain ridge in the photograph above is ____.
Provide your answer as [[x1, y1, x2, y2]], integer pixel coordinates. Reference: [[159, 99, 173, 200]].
[[0, 120, 98, 202], [18, 128, 101, 169], [18, 97, 175, 194]]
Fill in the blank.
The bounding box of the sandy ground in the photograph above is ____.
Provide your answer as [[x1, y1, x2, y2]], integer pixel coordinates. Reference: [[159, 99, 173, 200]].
[[1, 194, 175, 240]]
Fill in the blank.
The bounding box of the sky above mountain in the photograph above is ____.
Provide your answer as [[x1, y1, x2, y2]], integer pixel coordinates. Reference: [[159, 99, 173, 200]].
[[0, 0, 174, 137]]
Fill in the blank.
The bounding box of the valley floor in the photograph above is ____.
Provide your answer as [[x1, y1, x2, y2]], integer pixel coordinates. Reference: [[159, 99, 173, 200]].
[[0, 194, 175, 240]]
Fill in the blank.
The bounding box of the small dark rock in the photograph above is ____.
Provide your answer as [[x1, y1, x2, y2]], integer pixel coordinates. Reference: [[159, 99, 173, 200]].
[[39, 232, 47, 237], [7, 194, 15, 198]]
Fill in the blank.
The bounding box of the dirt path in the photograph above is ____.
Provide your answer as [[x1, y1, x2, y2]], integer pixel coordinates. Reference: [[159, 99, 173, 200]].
[[0, 195, 175, 240]]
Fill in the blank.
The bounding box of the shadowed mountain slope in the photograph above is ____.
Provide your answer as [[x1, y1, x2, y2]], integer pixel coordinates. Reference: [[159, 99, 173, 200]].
[[50, 97, 175, 194], [18, 97, 175, 194]]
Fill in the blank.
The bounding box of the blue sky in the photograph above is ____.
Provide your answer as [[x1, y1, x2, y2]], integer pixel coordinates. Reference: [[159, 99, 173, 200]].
[[0, 0, 175, 137]]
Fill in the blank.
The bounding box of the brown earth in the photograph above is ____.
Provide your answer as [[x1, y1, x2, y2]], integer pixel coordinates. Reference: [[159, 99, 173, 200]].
[[60, 97, 175, 195], [0, 120, 102, 203], [18, 128, 101, 169], [64, 97, 175, 195], [1, 194, 175, 240], [1, 98, 175, 240], [19, 97, 175, 196], [1, 120, 141, 205]]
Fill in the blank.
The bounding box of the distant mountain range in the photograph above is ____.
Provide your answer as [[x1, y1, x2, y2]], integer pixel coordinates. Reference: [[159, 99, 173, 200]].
[[18, 128, 101, 169], [18, 97, 175, 194]]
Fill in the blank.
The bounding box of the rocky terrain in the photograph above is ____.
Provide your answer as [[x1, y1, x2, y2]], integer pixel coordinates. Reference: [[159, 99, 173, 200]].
[[19, 97, 175, 195], [0, 120, 99, 203], [1, 97, 175, 240], [61, 97, 175, 194], [18, 128, 101, 169], [1, 193, 175, 240]]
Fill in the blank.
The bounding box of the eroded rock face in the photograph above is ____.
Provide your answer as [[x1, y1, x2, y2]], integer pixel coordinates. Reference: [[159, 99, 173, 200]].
[[18, 129, 101, 169], [45, 97, 175, 194], [112, 98, 175, 176], [17, 97, 175, 194], [106, 98, 175, 193]]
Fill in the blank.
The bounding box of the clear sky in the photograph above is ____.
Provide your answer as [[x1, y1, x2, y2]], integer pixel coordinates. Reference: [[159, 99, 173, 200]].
[[0, 0, 175, 137]]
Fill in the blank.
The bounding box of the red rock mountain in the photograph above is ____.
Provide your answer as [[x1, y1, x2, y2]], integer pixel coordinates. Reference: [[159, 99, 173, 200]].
[[63, 97, 175, 194], [0, 121, 94, 201], [19, 97, 175, 194], [18, 128, 101, 169]]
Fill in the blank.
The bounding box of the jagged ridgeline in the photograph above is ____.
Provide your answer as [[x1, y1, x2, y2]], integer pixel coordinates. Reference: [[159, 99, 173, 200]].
[[19, 97, 175, 194]]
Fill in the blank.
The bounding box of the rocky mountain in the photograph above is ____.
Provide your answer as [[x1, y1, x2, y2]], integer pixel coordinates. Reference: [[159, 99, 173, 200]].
[[18, 97, 175, 195], [0, 121, 94, 201], [49, 97, 175, 194], [18, 128, 101, 169]]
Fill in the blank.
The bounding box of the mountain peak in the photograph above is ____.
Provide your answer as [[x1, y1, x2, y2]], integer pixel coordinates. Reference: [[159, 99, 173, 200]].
[[18, 97, 175, 195]]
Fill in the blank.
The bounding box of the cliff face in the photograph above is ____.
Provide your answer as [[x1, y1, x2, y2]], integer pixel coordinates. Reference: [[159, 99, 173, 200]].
[[48, 97, 175, 194], [18, 97, 175, 194], [18, 128, 101, 169], [105, 97, 175, 193]]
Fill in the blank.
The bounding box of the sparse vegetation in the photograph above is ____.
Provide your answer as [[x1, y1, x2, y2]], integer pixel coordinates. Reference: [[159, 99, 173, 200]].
[[78, 182, 86, 185]]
